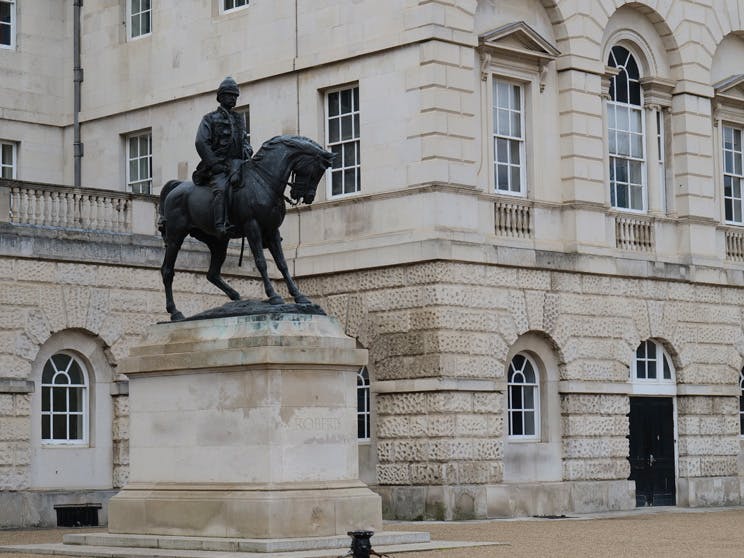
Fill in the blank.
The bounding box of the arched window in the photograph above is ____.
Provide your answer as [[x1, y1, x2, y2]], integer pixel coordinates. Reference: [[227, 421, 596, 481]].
[[357, 366, 371, 441], [633, 340, 674, 382], [507, 353, 539, 438], [740, 368, 744, 436], [608, 45, 645, 211], [41, 352, 88, 444]]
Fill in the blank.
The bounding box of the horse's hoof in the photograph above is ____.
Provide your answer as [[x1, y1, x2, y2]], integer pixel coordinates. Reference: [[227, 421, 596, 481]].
[[294, 295, 311, 305], [171, 311, 185, 321], [229, 292, 241, 301], [268, 295, 285, 305]]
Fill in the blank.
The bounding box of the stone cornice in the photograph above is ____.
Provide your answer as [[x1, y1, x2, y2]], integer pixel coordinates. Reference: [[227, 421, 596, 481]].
[[0, 378, 34, 394]]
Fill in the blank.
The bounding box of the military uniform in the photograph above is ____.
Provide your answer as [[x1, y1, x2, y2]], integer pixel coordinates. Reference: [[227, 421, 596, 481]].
[[193, 76, 253, 235]]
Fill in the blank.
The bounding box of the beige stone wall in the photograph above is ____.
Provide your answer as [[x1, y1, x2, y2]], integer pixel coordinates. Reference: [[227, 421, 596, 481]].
[[0, 392, 30, 491]]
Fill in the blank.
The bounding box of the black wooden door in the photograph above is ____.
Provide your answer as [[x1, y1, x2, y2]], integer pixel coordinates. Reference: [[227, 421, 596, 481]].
[[628, 397, 676, 506]]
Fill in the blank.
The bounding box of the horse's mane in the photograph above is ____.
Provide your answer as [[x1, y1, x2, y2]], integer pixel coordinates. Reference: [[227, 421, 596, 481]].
[[252, 135, 325, 162]]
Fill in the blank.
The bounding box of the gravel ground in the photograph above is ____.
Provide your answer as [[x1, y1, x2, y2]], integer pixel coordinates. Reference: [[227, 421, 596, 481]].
[[1, 507, 744, 557]]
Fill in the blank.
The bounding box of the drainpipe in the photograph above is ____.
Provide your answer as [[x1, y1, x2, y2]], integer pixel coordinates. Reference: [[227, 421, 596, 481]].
[[73, 0, 83, 188]]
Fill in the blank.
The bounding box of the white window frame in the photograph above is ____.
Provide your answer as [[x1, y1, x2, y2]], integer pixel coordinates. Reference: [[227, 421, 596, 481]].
[[1, 140, 17, 179], [492, 78, 526, 196], [507, 353, 540, 440], [0, 0, 15, 50], [357, 366, 371, 442], [221, 0, 249, 14], [631, 339, 676, 395], [607, 45, 647, 213], [126, 130, 152, 194], [723, 124, 744, 225], [127, 0, 151, 41], [325, 85, 361, 198], [41, 352, 89, 446], [236, 105, 250, 147]]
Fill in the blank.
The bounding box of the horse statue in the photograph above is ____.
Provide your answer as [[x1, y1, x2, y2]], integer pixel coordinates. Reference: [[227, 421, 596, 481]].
[[158, 134, 335, 321]]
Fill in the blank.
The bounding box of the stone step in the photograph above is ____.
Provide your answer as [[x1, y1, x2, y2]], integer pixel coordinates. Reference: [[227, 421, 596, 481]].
[[62, 530, 430, 553]]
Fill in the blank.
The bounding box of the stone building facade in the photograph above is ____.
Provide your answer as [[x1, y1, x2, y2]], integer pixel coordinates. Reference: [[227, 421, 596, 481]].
[[2, 0, 744, 525]]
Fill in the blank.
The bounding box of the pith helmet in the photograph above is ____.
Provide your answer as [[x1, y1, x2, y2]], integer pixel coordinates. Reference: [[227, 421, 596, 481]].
[[217, 76, 240, 97]]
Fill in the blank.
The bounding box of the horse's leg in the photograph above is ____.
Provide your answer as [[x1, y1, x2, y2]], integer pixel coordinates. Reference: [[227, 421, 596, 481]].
[[161, 233, 186, 321], [204, 235, 240, 301], [266, 229, 311, 305], [245, 220, 283, 304]]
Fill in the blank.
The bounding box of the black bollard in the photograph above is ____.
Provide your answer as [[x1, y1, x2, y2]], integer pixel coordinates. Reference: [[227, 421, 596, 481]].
[[344, 530, 391, 558]]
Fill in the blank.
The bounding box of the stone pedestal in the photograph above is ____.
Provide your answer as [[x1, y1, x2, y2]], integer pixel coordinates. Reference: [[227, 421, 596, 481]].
[[108, 311, 382, 539]]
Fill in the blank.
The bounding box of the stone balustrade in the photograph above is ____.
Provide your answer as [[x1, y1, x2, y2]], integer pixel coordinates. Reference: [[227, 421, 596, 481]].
[[724, 227, 744, 262], [0, 179, 158, 235], [494, 198, 532, 239], [615, 214, 654, 252]]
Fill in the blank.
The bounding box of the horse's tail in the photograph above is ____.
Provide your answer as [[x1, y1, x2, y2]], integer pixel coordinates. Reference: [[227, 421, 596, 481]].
[[158, 180, 181, 242]]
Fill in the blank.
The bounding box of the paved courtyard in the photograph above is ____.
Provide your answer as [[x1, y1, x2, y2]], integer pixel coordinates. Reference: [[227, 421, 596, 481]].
[[1, 507, 743, 557]]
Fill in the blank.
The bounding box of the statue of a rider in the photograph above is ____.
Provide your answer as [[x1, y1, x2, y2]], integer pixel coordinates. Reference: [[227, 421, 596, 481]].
[[193, 76, 253, 237]]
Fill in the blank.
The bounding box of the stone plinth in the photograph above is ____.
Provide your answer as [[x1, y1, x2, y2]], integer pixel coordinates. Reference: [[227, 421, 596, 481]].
[[108, 311, 382, 539]]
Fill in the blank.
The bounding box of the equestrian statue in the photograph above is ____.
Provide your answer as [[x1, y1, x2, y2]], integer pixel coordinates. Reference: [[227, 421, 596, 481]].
[[158, 77, 335, 321]]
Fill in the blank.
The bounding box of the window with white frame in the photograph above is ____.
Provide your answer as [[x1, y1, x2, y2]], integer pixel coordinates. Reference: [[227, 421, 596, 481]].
[[493, 79, 525, 195], [223, 0, 249, 12], [1, 140, 16, 179], [0, 0, 15, 49], [357, 366, 370, 441], [237, 105, 251, 147], [740, 367, 744, 436], [507, 353, 539, 438], [633, 339, 674, 382], [41, 353, 88, 444], [128, 0, 151, 40], [723, 125, 744, 224], [326, 85, 360, 197], [608, 45, 645, 211], [126, 131, 152, 194]]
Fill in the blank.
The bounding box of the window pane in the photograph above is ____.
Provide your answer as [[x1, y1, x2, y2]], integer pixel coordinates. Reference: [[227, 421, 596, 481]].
[[618, 133, 629, 157], [615, 72, 628, 103], [341, 115, 353, 141], [343, 142, 356, 166], [629, 160, 642, 185], [647, 360, 656, 379], [511, 412, 523, 435], [42, 415, 50, 440], [129, 160, 139, 181], [629, 81, 641, 106], [42, 362, 55, 384], [522, 362, 536, 383], [496, 138, 507, 164], [68, 361, 84, 384], [510, 166, 520, 192], [53, 387, 67, 412], [510, 140, 520, 164], [631, 134, 643, 158], [343, 168, 356, 193], [524, 386, 534, 409], [663, 355, 671, 380], [725, 151, 734, 174], [132, 0, 141, 13], [69, 414, 83, 440], [142, 12, 151, 35], [358, 416, 366, 439], [511, 111, 521, 138], [142, 0, 151, 10], [495, 81, 509, 109], [331, 170, 342, 196], [630, 185, 643, 210], [616, 183, 628, 208], [725, 198, 734, 222], [353, 113, 360, 138], [511, 85, 521, 110], [69, 387, 83, 413], [331, 144, 342, 168], [328, 119, 339, 143], [523, 412, 535, 436], [139, 158, 149, 178], [42, 387, 50, 412], [353, 87, 359, 111], [53, 414, 67, 439], [511, 386, 523, 409], [497, 164, 508, 189], [328, 92, 339, 117], [497, 109, 510, 136], [340, 89, 352, 114]]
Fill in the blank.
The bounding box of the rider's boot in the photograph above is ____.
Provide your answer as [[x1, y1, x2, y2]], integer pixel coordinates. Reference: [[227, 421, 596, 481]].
[[213, 193, 227, 238]]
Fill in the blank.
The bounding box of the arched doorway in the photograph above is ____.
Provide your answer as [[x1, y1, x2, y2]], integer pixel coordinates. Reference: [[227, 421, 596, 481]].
[[627, 339, 677, 506]]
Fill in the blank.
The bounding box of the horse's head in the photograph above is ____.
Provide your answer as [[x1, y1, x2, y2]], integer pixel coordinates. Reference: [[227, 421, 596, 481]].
[[252, 135, 335, 205], [288, 142, 335, 205]]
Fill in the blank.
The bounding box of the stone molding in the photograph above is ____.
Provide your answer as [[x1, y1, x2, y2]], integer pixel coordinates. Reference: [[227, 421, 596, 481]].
[[0, 378, 34, 394]]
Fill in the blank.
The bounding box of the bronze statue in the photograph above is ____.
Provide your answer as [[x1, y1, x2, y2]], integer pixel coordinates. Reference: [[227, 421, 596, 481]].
[[158, 134, 334, 321], [193, 76, 253, 237]]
